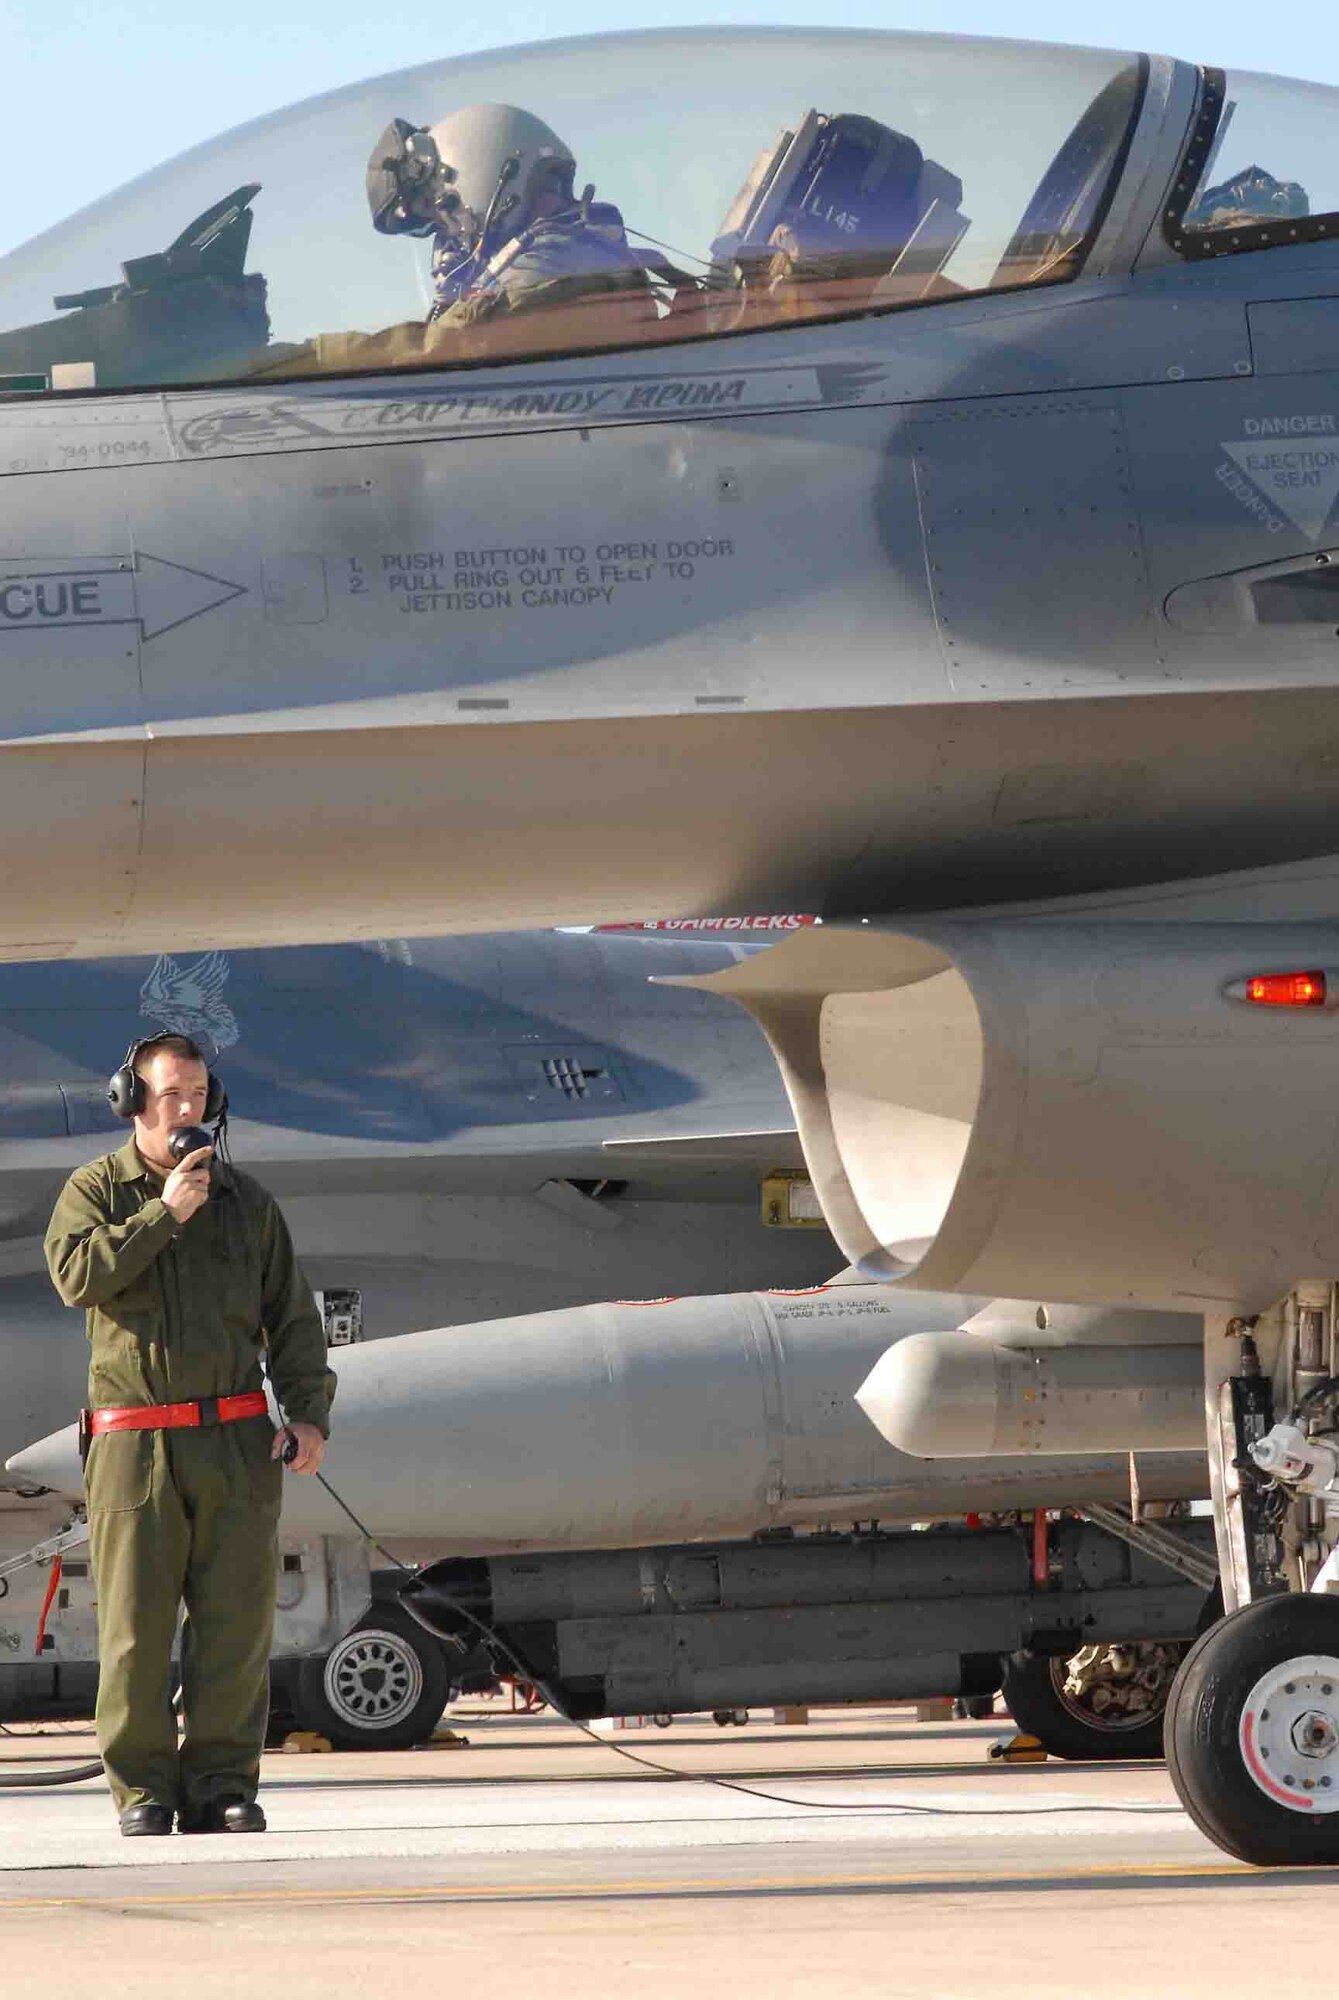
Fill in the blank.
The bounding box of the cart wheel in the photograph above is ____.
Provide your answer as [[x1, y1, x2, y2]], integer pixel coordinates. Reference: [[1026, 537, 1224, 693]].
[[1002, 1640, 1185, 1760], [293, 1605, 451, 1751]]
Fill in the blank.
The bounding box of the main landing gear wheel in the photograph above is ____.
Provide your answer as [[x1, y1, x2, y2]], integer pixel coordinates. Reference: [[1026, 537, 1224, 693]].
[[1001, 1642, 1186, 1760], [1166, 1594, 1339, 1865], [293, 1605, 452, 1751]]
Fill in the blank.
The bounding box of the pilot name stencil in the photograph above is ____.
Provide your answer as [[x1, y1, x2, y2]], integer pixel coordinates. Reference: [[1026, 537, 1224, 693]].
[[360, 535, 738, 615], [0, 553, 245, 641], [170, 363, 883, 459]]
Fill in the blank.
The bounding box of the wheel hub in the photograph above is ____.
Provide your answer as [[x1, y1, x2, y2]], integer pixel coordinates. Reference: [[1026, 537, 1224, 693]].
[[323, 1630, 425, 1729], [1239, 1654, 1339, 1812], [1291, 1709, 1338, 1759], [1055, 1642, 1182, 1730]]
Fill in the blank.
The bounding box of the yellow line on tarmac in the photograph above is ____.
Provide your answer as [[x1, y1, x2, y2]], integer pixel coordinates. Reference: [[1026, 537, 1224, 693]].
[[0, 1859, 1278, 1912]]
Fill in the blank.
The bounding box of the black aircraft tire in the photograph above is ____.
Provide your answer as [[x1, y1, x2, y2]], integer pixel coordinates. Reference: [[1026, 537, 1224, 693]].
[[294, 1606, 452, 1751], [1001, 1648, 1171, 1760], [1164, 1594, 1339, 1866]]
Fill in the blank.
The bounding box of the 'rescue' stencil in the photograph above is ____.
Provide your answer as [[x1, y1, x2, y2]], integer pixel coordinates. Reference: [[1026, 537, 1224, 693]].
[[0, 553, 245, 642]]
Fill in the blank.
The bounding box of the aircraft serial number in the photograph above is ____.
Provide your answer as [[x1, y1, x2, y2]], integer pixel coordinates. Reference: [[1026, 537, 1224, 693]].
[[60, 441, 152, 462]]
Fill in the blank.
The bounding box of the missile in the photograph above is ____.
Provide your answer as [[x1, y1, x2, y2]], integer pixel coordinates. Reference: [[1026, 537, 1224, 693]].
[[6, 1286, 1207, 1551], [855, 1303, 1204, 1457]]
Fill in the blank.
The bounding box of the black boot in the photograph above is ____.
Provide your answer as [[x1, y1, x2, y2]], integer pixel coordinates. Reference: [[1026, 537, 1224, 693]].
[[179, 1796, 267, 1834], [119, 1803, 173, 1837]]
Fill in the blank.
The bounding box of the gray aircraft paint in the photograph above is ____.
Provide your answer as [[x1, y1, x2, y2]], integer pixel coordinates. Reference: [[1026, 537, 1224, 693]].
[[6, 1284, 1206, 1550], [0, 40, 1337, 956], [0, 37, 1334, 1731], [0, 925, 797, 1169]]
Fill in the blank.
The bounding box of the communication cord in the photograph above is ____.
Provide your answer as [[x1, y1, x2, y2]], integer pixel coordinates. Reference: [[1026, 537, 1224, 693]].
[[0, 1449, 1186, 1814], [310, 1466, 1183, 1822]]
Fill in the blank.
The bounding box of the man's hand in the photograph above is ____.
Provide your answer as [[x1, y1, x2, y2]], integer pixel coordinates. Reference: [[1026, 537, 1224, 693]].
[[272, 1422, 325, 1475], [161, 1147, 212, 1225]]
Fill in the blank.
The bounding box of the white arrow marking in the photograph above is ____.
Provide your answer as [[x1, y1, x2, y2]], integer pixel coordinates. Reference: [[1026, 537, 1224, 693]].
[[133, 554, 246, 640], [1222, 439, 1339, 541], [0, 553, 245, 643]]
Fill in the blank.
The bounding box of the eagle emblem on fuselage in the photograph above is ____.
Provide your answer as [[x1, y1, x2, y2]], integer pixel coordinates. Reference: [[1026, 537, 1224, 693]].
[[139, 950, 240, 1055]]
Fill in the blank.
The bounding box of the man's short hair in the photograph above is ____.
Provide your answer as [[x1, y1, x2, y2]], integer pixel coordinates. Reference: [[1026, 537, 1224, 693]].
[[132, 1033, 208, 1075]]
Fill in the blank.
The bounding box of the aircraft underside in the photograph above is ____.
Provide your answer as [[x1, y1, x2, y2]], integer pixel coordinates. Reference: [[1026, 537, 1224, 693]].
[[13, 686, 1339, 958]]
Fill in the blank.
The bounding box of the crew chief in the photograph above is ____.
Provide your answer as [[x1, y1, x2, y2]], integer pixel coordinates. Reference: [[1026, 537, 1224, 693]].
[[44, 1033, 334, 1837]]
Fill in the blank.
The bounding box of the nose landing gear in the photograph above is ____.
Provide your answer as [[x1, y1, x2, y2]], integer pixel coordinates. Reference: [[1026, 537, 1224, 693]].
[[1169, 1294, 1339, 1864], [1166, 1594, 1339, 1865]]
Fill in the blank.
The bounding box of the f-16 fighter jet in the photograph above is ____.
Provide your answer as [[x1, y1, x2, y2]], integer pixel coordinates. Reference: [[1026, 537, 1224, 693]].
[[3, 30, 1339, 1861]]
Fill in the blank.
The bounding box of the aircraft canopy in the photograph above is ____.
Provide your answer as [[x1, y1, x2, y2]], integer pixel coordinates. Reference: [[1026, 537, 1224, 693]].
[[0, 30, 1318, 397]]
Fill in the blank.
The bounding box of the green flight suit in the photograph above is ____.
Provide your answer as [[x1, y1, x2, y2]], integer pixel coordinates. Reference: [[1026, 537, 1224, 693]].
[[44, 1138, 334, 1816]]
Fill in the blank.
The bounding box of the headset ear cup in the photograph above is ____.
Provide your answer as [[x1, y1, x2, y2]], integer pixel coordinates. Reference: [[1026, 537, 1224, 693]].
[[204, 1074, 228, 1125], [106, 1065, 142, 1120]]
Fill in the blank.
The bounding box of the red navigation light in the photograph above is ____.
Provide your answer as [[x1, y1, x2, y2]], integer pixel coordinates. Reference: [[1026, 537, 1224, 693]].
[[1245, 971, 1327, 1008]]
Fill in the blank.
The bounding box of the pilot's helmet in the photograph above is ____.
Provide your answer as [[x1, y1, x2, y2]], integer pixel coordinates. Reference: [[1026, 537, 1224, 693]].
[[367, 103, 577, 253]]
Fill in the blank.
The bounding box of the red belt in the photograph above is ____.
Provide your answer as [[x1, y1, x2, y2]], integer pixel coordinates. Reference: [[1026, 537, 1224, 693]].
[[89, 1392, 269, 1435]]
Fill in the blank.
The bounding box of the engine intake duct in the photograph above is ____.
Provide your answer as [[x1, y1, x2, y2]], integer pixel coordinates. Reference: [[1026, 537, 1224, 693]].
[[402, 1520, 1215, 1719], [678, 920, 1339, 1311]]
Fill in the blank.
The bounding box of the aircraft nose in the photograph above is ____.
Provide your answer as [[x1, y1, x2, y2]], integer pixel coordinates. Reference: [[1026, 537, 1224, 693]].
[[4, 1423, 83, 1496]]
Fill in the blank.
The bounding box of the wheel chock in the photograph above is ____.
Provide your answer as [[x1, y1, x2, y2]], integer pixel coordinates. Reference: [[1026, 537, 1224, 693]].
[[988, 1731, 1048, 1763], [430, 1727, 471, 1749], [282, 1730, 333, 1753]]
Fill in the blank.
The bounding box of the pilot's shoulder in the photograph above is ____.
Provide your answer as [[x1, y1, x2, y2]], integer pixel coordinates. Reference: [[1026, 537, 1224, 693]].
[[504, 229, 649, 303], [585, 201, 631, 239]]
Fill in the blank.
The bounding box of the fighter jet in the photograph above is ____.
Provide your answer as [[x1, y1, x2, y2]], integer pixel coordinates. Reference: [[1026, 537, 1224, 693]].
[[3, 27, 1339, 1855], [0, 917, 836, 1473], [0, 29, 1327, 955]]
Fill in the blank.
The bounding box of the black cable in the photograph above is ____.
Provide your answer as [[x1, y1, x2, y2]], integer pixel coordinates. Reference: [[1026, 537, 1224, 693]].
[[311, 1468, 1181, 1820], [0, 1758, 103, 1790], [622, 224, 714, 271]]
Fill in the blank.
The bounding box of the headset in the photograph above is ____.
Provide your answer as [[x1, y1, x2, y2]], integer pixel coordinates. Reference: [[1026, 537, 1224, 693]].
[[106, 1032, 228, 1125]]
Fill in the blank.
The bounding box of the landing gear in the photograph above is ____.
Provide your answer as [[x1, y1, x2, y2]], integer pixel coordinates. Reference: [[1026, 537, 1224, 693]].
[[1168, 1292, 1339, 1862], [1002, 1641, 1185, 1760], [1166, 1594, 1339, 1865]]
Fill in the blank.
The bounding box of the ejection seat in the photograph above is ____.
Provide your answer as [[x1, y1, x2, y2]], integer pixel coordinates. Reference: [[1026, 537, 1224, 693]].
[[704, 110, 971, 331]]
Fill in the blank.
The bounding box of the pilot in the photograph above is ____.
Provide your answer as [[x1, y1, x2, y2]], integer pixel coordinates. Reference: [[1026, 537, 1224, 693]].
[[257, 102, 660, 379], [44, 1033, 334, 1838], [366, 102, 657, 331]]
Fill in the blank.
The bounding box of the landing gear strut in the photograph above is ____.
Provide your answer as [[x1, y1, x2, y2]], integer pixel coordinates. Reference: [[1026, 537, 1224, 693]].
[[1168, 1292, 1339, 1862]]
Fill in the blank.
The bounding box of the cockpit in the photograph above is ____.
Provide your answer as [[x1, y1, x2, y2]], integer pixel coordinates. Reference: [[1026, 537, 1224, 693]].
[[0, 30, 1333, 398]]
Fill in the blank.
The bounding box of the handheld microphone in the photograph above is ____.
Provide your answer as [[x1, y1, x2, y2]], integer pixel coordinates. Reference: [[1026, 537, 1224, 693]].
[[167, 1125, 215, 1165]]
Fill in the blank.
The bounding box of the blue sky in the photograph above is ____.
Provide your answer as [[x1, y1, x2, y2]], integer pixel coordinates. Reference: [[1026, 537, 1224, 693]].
[[3, 0, 1335, 258]]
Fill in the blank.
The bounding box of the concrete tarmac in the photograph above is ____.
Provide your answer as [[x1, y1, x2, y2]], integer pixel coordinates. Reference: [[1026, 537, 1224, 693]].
[[0, 1705, 1332, 1999]]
